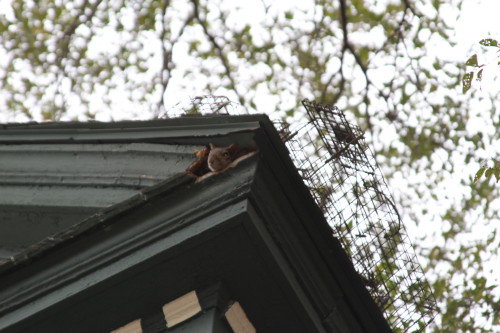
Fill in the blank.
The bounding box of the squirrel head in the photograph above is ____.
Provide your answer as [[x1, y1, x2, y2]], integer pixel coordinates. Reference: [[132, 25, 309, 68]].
[[207, 143, 238, 172]]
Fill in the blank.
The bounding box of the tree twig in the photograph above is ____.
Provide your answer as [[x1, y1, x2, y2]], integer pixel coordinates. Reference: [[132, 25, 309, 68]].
[[191, 0, 246, 108], [57, 0, 103, 64]]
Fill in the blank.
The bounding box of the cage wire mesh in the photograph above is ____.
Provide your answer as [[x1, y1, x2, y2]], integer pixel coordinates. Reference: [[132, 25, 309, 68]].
[[171, 96, 437, 332], [162, 95, 244, 117], [278, 99, 437, 332]]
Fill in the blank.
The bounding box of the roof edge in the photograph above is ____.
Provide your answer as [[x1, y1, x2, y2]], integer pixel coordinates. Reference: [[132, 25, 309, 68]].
[[0, 115, 268, 144]]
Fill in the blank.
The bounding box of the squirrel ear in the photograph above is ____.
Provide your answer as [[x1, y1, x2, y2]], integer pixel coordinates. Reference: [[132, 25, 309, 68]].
[[228, 144, 238, 152], [209, 143, 215, 150]]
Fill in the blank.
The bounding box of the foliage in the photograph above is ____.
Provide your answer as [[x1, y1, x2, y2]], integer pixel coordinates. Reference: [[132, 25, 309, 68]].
[[474, 160, 500, 184], [0, 0, 499, 331], [463, 39, 500, 93], [463, 39, 499, 188]]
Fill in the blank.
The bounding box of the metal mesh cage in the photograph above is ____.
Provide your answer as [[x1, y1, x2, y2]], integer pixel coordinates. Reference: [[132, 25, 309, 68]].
[[162, 95, 243, 117], [278, 99, 437, 332]]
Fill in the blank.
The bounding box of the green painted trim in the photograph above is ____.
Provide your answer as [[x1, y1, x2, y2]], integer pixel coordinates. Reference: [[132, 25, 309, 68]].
[[0, 161, 256, 330], [0, 119, 262, 143]]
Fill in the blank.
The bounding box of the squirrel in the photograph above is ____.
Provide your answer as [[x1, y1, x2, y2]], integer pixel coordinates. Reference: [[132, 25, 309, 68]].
[[185, 143, 258, 181], [207, 143, 238, 172]]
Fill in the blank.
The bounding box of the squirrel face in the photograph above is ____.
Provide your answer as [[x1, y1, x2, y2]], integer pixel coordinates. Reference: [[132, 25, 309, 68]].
[[207, 143, 238, 172]]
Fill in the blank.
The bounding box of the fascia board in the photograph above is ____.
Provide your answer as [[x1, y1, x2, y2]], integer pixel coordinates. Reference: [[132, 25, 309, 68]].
[[250, 122, 392, 332], [0, 114, 266, 130], [0, 119, 264, 143], [247, 162, 361, 333], [242, 200, 329, 333]]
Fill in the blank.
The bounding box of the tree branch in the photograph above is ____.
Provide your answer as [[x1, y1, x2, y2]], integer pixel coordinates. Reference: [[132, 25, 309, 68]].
[[338, 0, 374, 132], [156, 2, 195, 116], [320, 48, 346, 105], [191, 0, 246, 108], [51, 0, 104, 120], [157, 0, 172, 114], [57, 0, 103, 64]]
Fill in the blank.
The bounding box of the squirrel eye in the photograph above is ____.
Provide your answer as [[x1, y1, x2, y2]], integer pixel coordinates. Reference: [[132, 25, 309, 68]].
[[223, 151, 229, 157]]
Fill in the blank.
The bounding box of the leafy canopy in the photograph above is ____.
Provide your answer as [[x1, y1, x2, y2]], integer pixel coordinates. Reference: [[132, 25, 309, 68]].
[[0, 0, 499, 331]]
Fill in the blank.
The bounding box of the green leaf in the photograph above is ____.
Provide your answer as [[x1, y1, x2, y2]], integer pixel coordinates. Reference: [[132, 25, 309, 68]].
[[473, 167, 485, 183], [359, 47, 369, 64], [476, 68, 483, 82], [479, 38, 498, 47], [465, 54, 478, 67], [462, 72, 474, 93], [485, 168, 493, 179]]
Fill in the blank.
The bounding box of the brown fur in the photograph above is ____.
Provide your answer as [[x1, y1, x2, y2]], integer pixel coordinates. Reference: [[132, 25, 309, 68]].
[[186, 146, 211, 177], [207, 143, 238, 172], [186, 143, 258, 181]]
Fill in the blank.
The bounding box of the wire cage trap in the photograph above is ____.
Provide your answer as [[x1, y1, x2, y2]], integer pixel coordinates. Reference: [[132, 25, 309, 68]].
[[278, 99, 437, 332], [163, 95, 243, 117], [171, 96, 437, 332]]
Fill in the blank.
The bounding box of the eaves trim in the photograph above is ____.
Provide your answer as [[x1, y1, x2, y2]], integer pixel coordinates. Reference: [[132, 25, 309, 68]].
[[0, 120, 262, 144], [0, 173, 193, 274]]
